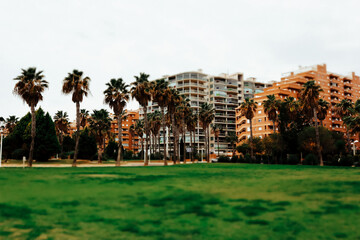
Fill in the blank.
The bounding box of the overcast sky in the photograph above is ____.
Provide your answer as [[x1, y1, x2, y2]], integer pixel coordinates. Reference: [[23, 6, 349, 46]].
[[1, 0, 359, 120]]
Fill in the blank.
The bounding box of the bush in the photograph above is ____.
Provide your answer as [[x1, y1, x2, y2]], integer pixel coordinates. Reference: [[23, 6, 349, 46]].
[[338, 155, 354, 166], [303, 153, 318, 165], [287, 154, 299, 165], [150, 152, 163, 160], [231, 156, 238, 163], [11, 149, 26, 160], [218, 155, 230, 162], [60, 152, 72, 159]]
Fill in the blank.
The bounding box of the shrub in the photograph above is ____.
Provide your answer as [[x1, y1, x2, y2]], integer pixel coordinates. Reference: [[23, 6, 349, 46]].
[[303, 153, 318, 165], [11, 149, 26, 160], [231, 156, 239, 163], [287, 154, 299, 165], [218, 155, 230, 162], [244, 153, 252, 163]]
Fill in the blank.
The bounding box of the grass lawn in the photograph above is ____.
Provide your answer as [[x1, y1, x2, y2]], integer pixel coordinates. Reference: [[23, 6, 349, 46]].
[[0, 164, 359, 240]]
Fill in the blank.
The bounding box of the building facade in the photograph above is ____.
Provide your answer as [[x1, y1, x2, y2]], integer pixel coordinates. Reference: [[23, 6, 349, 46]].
[[236, 64, 360, 142]]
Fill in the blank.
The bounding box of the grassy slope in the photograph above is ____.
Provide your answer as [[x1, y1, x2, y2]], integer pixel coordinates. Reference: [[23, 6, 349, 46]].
[[0, 164, 359, 240]]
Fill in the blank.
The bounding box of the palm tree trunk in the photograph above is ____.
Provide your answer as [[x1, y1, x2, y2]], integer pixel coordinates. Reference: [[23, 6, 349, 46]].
[[28, 104, 36, 167], [172, 117, 177, 164], [60, 131, 64, 156], [183, 120, 186, 164], [161, 108, 167, 166], [346, 127, 351, 153], [73, 101, 80, 167], [273, 121, 276, 133], [144, 107, 149, 166], [206, 127, 209, 163], [141, 137, 144, 160], [190, 131, 193, 163], [217, 136, 220, 157], [116, 116, 122, 166], [250, 119, 254, 160], [193, 130, 196, 161], [313, 108, 323, 166]]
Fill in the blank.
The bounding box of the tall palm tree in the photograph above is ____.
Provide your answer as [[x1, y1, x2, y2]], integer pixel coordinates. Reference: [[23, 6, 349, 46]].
[[89, 109, 111, 163], [186, 110, 198, 163], [199, 103, 215, 163], [239, 98, 257, 160], [5, 116, 19, 134], [149, 111, 162, 156], [263, 94, 280, 133], [211, 124, 222, 157], [335, 99, 354, 152], [129, 124, 136, 153], [62, 70, 90, 167], [80, 109, 89, 129], [104, 78, 130, 166], [177, 96, 191, 163], [299, 80, 324, 166], [131, 73, 151, 166], [53, 111, 69, 155], [317, 99, 329, 126], [134, 119, 144, 160], [14, 67, 48, 167], [151, 79, 171, 165], [167, 89, 181, 163]]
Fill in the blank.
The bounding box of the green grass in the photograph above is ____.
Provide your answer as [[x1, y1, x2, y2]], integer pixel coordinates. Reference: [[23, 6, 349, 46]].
[[0, 164, 359, 240]]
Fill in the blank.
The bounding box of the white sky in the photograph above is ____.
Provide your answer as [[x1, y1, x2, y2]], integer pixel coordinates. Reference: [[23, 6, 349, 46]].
[[1, 0, 359, 120]]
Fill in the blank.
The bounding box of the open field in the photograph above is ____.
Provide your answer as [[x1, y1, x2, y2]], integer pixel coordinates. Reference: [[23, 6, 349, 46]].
[[0, 164, 359, 240]]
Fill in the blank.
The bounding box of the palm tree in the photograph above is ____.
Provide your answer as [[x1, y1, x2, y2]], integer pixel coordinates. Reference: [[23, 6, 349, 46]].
[[263, 94, 280, 133], [104, 78, 130, 166], [134, 119, 144, 159], [317, 99, 330, 126], [149, 111, 162, 156], [62, 70, 90, 167], [226, 131, 238, 157], [5, 116, 19, 134], [88, 109, 111, 163], [211, 124, 222, 157], [53, 111, 69, 155], [129, 124, 136, 153], [80, 109, 89, 129], [199, 103, 215, 163], [14, 67, 48, 167], [131, 73, 151, 166], [238, 98, 257, 160], [151, 79, 171, 165], [335, 99, 354, 152], [299, 80, 324, 166], [177, 96, 191, 163], [167, 89, 181, 163], [186, 110, 198, 163]]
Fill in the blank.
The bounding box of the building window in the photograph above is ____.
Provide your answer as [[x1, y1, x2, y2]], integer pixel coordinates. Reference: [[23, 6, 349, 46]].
[[258, 119, 262, 122], [258, 111, 261, 114], [259, 127, 262, 130]]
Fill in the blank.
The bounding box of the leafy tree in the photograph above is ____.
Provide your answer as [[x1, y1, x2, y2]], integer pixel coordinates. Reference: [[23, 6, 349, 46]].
[[62, 69, 90, 167], [5, 116, 19, 134], [78, 128, 97, 160], [62, 135, 75, 153], [14, 67, 48, 166]]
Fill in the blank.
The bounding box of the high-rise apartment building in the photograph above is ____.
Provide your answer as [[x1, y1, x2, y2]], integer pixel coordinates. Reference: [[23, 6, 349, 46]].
[[236, 64, 360, 142], [140, 70, 270, 156]]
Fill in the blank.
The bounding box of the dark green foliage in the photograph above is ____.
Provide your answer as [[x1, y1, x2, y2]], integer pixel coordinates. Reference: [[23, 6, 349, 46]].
[[303, 153, 318, 165], [62, 136, 75, 153], [104, 140, 118, 159], [11, 149, 26, 160], [4, 109, 60, 161], [218, 155, 230, 162], [150, 152, 163, 160], [78, 128, 97, 160]]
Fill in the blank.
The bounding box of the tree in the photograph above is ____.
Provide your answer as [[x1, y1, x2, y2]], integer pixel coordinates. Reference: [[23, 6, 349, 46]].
[[14, 67, 48, 167], [238, 98, 257, 160], [199, 103, 215, 163], [177, 96, 191, 163], [78, 128, 97, 160], [263, 94, 280, 133], [88, 109, 112, 163], [131, 73, 151, 166], [317, 99, 330, 126], [80, 109, 89, 129], [62, 69, 90, 167], [133, 119, 144, 160], [186, 110, 198, 162], [151, 79, 171, 165], [148, 111, 162, 156], [335, 99, 354, 152], [226, 131, 238, 157], [167, 89, 181, 163], [53, 111, 69, 155], [4, 116, 19, 134], [211, 124, 222, 157], [299, 80, 324, 166], [104, 78, 130, 166]]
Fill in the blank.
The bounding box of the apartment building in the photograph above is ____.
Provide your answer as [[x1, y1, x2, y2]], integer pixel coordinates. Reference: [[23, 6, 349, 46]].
[[140, 70, 270, 156], [236, 64, 360, 142]]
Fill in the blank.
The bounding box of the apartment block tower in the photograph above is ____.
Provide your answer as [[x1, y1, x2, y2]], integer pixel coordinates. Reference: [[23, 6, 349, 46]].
[[140, 70, 271, 156], [236, 64, 360, 142]]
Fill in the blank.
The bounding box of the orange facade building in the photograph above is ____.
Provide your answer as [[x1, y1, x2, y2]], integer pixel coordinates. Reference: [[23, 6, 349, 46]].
[[236, 64, 360, 142]]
